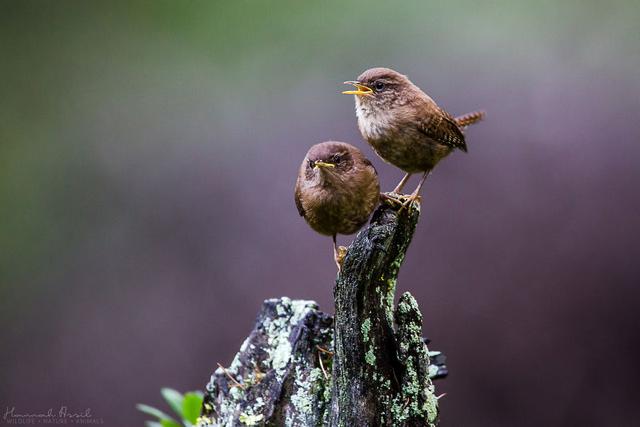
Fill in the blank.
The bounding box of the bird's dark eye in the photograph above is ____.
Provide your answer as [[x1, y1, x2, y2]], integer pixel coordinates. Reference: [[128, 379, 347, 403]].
[[374, 81, 385, 91], [331, 154, 342, 163]]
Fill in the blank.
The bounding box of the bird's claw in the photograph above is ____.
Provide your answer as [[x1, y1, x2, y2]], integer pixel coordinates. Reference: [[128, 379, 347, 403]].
[[381, 192, 420, 212], [334, 245, 348, 271], [381, 192, 407, 205], [400, 194, 421, 212]]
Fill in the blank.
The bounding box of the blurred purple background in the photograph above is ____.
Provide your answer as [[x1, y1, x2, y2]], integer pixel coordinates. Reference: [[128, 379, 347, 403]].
[[1, 1, 639, 426]]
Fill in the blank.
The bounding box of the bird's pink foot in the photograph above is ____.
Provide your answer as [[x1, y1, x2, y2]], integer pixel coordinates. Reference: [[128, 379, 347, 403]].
[[396, 193, 421, 213], [334, 245, 348, 271], [381, 192, 408, 205], [381, 192, 420, 212]]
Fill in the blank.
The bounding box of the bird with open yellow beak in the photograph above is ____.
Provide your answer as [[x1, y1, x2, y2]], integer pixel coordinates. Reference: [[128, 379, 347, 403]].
[[343, 67, 484, 206]]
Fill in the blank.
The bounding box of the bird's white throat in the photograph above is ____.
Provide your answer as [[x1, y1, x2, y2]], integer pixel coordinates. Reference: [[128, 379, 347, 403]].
[[354, 98, 394, 140]]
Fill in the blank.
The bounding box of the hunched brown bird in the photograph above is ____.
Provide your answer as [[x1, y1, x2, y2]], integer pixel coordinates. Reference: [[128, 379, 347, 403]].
[[295, 141, 380, 269], [343, 67, 484, 204]]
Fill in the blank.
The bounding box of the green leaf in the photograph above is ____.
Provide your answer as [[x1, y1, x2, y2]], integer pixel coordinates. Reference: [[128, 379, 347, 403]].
[[136, 404, 173, 421], [161, 388, 185, 418], [160, 420, 182, 427], [181, 392, 204, 424]]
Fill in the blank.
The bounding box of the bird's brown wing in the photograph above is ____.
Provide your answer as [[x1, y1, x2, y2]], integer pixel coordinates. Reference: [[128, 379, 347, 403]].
[[419, 109, 467, 152], [294, 181, 305, 217]]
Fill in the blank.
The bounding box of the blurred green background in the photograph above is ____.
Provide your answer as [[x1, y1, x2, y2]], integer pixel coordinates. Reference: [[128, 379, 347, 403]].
[[1, 1, 639, 426]]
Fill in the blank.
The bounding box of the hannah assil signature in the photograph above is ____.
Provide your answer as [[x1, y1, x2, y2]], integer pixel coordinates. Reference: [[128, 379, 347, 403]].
[[2, 406, 104, 424]]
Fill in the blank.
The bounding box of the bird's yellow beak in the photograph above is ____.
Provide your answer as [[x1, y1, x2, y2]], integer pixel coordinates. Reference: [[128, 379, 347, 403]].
[[313, 161, 336, 169], [342, 81, 373, 96]]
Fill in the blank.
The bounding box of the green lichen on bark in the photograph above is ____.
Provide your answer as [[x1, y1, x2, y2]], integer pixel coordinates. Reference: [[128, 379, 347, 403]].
[[394, 292, 439, 426], [200, 200, 446, 426], [199, 297, 333, 426], [331, 200, 441, 426]]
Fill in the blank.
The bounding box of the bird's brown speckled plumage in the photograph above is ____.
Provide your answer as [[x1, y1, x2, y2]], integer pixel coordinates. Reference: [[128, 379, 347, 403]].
[[295, 141, 379, 237], [347, 67, 484, 174]]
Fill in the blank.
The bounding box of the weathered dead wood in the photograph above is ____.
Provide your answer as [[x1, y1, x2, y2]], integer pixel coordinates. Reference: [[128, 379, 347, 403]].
[[200, 200, 445, 427]]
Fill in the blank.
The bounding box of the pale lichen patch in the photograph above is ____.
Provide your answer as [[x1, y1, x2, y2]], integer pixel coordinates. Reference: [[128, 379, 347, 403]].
[[365, 347, 376, 366], [239, 413, 264, 425], [360, 318, 371, 343]]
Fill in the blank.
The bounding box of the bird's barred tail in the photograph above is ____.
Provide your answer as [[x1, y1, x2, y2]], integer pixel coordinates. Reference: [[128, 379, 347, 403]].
[[455, 110, 485, 128]]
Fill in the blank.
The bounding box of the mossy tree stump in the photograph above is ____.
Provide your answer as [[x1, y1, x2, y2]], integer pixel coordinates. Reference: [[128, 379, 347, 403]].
[[199, 200, 446, 426]]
